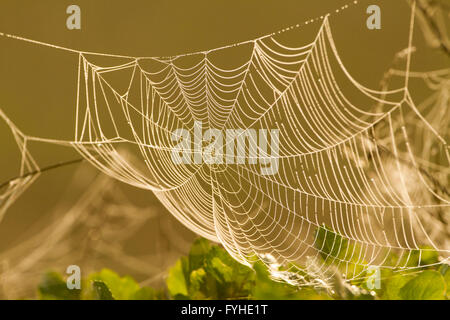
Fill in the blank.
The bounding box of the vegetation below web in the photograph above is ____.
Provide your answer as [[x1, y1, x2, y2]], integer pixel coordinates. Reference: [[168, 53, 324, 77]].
[[36, 233, 450, 300]]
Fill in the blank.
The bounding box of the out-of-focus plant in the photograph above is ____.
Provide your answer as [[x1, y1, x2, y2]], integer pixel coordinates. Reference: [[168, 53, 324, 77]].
[[415, 0, 450, 56], [37, 237, 449, 300]]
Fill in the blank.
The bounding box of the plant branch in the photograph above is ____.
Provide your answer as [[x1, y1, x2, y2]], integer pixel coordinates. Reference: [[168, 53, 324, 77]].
[[0, 158, 85, 191], [415, 0, 450, 56]]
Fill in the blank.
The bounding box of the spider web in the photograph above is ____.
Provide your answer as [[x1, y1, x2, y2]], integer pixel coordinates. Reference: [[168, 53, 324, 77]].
[[0, 168, 194, 299], [0, 1, 449, 287], [0, 109, 40, 223]]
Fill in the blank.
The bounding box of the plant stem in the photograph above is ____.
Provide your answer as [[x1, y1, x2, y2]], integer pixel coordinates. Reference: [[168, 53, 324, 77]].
[[0, 158, 85, 191]]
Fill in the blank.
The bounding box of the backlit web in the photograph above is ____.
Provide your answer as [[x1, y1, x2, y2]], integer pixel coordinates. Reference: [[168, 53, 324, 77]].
[[0, 1, 448, 288]]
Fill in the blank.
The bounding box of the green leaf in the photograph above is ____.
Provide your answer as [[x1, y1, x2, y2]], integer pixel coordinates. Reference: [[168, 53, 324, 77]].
[[418, 249, 439, 266], [399, 271, 446, 300], [187, 238, 211, 273], [209, 257, 234, 283], [397, 248, 440, 268], [132, 287, 164, 300], [167, 259, 189, 298], [92, 281, 114, 300], [380, 273, 411, 300], [314, 226, 369, 282], [251, 262, 328, 300], [203, 245, 254, 299], [89, 269, 140, 300], [38, 271, 80, 300], [188, 268, 207, 299], [314, 226, 348, 261], [189, 268, 206, 291], [440, 265, 450, 299]]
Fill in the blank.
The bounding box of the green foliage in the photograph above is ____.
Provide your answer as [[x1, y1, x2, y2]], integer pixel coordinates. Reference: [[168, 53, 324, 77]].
[[399, 271, 446, 300], [38, 271, 81, 300], [376, 271, 413, 300], [86, 269, 151, 300], [314, 226, 366, 282], [372, 263, 450, 300], [164, 238, 330, 300], [37, 237, 449, 300], [315, 226, 349, 261], [396, 247, 440, 268], [251, 262, 330, 300], [167, 259, 189, 298], [92, 281, 114, 300], [39, 268, 164, 300], [167, 238, 255, 299], [313, 226, 449, 300], [443, 266, 450, 299]]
